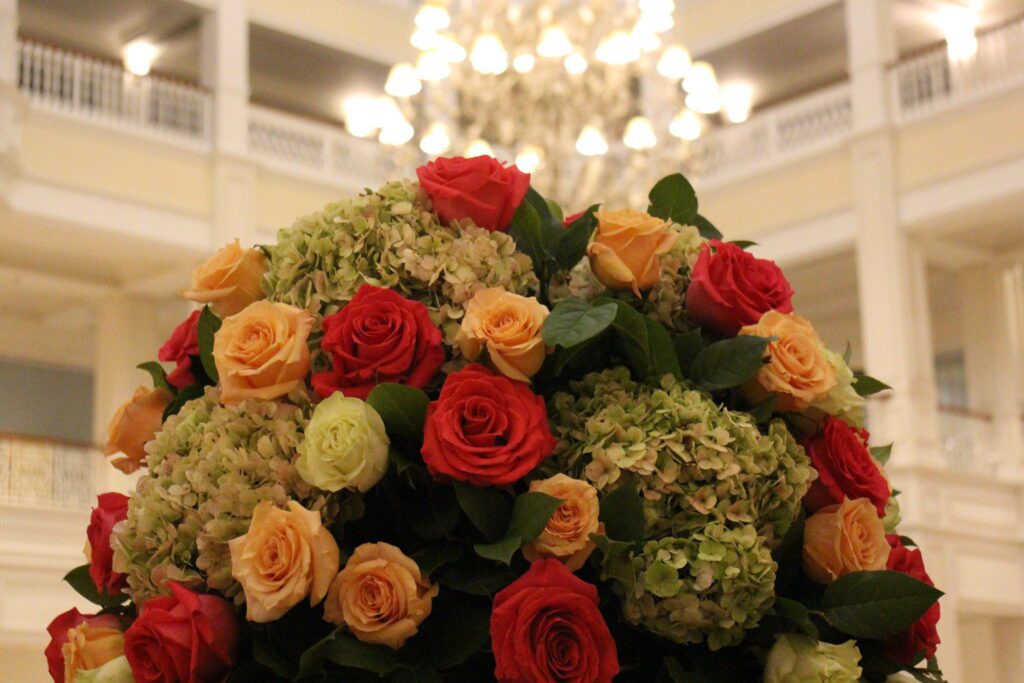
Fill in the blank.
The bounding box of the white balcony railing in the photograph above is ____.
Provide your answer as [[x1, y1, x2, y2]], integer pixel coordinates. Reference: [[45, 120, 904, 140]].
[[0, 433, 96, 510], [936, 407, 999, 473], [17, 39, 211, 148], [893, 17, 1024, 123]]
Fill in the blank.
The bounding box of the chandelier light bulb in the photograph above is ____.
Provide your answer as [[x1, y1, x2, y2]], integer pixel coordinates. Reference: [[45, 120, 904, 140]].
[[938, 7, 978, 62], [639, 0, 675, 14], [123, 40, 158, 77], [515, 145, 544, 173], [635, 30, 662, 53], [419, 122, 451, 155], [635, 12, 674, 34], [470, 33, 508, 74], [657, 45, 692, 80], [579, 6, 596, 23], [685, 89, 721, 114], [434, 34, 467, 63], [512, 52, 536, 73], [596, 31, 642, 65], [623, 116, 657, 150], [385, 62, 422, 97], [576, 126, 609, 156], [416, 50, 451, 81], [538, 6, 554, 24], [683, 60, 717, 94], [564, 52, 588, 75], [415, 2, 450, 32], [537, 25, 573, 58], [410, 28, 439, 51], [379, 118, 415, 146], [343, 95, 383, 138], [669, 108, 702, 140], [464, 138, 495, 157], [720, 82, 754, 123]]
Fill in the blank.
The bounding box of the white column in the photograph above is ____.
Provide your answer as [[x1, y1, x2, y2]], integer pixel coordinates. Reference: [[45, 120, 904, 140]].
[[200, 0, 256, 247], [0, 0, 23, 192]]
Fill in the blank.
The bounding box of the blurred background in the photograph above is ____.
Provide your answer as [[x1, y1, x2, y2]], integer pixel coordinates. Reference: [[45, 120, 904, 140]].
[[0, 0, 1023, 679]]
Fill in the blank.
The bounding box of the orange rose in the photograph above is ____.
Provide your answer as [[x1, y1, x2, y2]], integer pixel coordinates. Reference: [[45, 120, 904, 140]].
[[62, 619, 124, 682], [324, 542, 438, 649], [228, 500, 340, 623], [739, 311, 836, 411], [182, 239, 267, 318], [213, 301, 314, 404], [803, 498, 890, 584], [104, 386, 172, 474], [586, 209, 678, 296], [456, 287, 549, 382], [522, 474, 602, 572]]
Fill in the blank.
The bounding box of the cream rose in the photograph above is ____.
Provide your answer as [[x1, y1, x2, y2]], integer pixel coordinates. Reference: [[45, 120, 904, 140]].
[[228, 500, 340, 623], [739, 311, 837, 411], [296, 393, 390, 492], [802, 498, 890, 584], [764, 634, 863, 683], [62, 620, 124, 683], [324, 542, 438, 649], [456, 287, 549, 382], [522, 474, 602, 572], [213, 301, 314, 404], [586, 208, 678, 296], [103, 386, 172, 474], [182, 239, 267, 317]]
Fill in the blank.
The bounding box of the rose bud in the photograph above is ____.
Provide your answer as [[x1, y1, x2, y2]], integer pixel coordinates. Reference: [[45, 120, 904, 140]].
[[85, 493, 130, 597], [157, 310, 201, 389], [182, 239, 267, 318], [104, 386, 172, 474], [586, 209, 678, 296]]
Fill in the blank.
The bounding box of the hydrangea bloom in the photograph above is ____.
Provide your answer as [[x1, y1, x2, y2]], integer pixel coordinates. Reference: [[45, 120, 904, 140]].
[[262, 179, 537, 345], [112, 388, 333, 604], [640, 223, 705, 331]]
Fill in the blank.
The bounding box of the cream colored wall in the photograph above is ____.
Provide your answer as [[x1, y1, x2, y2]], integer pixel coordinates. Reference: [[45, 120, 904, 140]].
[[679, 0, 832, 49], [254, 170, 348, 239]]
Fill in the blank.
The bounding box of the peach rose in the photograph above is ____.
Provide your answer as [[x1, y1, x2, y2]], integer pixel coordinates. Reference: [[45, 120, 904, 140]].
[[456, 287, 549, 382], [104, 386, 172, 474], [228, 500, 340, 623], [586, 209, 678, 296], [62, 619, 124, 682], [522, 474, 603, 572], [739, 311, 837, 411], [324, 542, 438, 649], [213, 301, 314, 404], [803, 498, 890, 584], [182, 239, 267, 318]]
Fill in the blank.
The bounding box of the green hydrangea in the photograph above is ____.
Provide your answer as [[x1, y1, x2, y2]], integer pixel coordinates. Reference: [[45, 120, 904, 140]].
[[624, 525, 777, 649], [262, 179, 537, 345], [640, 223, 705, 331], [112, 388, 333, 604]]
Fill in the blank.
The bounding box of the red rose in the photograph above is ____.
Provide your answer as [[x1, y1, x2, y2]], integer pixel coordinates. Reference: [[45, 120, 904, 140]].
[[45, 608, 122, 683], [87, 492, 130, 597], [561, 211, 585, 228], [491, 559, 619, 683], [685, 240, 794, 336], [124, 582, 239, 683], [421, 364, 556, 486], [416, 155, 530, 232], [885, 536, 941, 665], [311, 284, 445, 400], [158, 310, 201, 389], [802, 417, 891, 516]]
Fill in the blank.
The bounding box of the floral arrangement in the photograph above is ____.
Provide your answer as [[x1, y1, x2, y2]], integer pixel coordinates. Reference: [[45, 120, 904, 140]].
[[48, 155, 945, 683]]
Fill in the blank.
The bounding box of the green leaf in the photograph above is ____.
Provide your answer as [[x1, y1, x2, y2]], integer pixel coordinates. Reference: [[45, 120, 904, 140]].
[[409, 601, 491, 670], [402, 477, 460, 541], [690, 335, 771, 391], [870, 443, 893, 466], [591, 534, 636, 590], [597, 297, 652, 378], [440, 562, 515, 595], [545, 338, 599, 377], [162, 383, 204, 421], [136, 361, 171, 392], [729, 240, 758, 249], [197, 306, 221, 383], [366, 384, 429, 445], [545, 199, 564, 223], [673, 328, 705, 371], [842, 341, 853, 364], [899, 535, 918, 548], [299, 630, 409, 677], [542, 299, 617, 348], [63, 565, 128, 609], [554, 204, 599, 271], [410, 545, 463, 577], [823, 570, 943, 638], [747, 395, 778, 424], [648, 173, 698, 226], [692, 213, 723, 240], [454, 482, 512, 541], [509, 198, 547, 275], [473, 491, 563, 564], [472, 536, 522, 564], [853, 373, 892, 396], [645, 317, 683, 379], [599, 482, 646, 542], [773, 597, 820, 638]]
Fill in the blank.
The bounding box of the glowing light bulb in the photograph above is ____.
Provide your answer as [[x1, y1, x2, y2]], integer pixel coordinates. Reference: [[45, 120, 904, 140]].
[[434, 34, 467, 63], [623, 116, 657, 150], [635, 12, 674, 34], [596, 31, 641, 65], [515, 145, 543, 173], [513, 52, 536, 73], [938, 7, 978, 62], [415, 2, 450, 32], [385, 62, 422, 97], [470, 34, 508, 74], [464, 138, 494, 157], [419, 122, 451, 155], [685, 89, 721, 114], [721, 82, 754, 123], [575, 126, 608, 156], [657, 45, 692, 79], [634, 30, 662, 53], [537, 25, 573, 58], [669, 108, 702, 140], [411, 28, 439, 51], [123, 40, 157, 77], [379, 117, 414, 146], [682, 61, 717, 94], [564, 52, 588, 75], [342, 95, 382, 138], [416, 50, 451, 81]]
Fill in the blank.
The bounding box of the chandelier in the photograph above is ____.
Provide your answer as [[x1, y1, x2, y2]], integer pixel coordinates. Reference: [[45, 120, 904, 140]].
[[346, 1, 749, 207]]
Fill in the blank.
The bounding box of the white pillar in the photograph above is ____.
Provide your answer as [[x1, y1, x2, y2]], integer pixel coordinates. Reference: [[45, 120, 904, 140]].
[[0, 0, 23, 192]]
